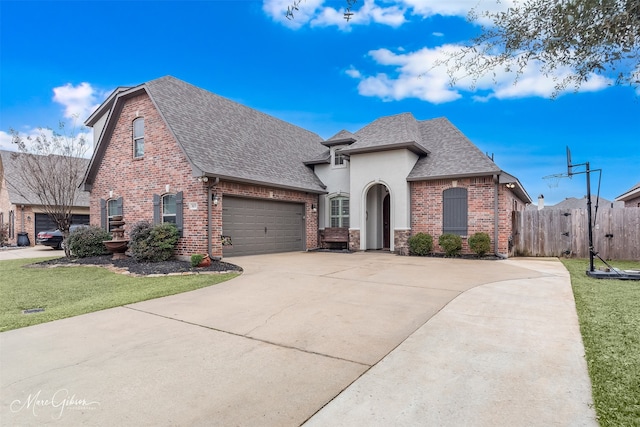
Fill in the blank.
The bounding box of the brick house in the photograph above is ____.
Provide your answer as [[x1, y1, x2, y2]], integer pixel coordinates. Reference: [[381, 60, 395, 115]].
[[615, 182, 640, 207], [82, 76, 531, 259], [0, 150, 90, 246]]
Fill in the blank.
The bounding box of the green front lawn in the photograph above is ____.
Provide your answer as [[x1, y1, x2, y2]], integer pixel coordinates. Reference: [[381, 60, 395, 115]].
[[562, 258, 640, 427], [0, 258, 239, 332]]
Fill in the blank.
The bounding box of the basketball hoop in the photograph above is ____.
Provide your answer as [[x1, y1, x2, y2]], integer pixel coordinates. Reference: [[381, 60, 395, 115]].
[[543, 173, 564, 189]]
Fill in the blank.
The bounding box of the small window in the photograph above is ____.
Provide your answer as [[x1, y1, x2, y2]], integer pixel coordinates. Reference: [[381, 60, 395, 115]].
[[162, 194, 177, 224], [133, 118, 144, 158], [107, 199, 119, 231], [330, 197, 349, 228], [332, 147, 347, 168], [443, 187, 468, 235]]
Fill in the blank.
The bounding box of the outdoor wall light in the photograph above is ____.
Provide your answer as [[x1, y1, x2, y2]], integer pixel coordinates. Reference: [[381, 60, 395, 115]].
[[212, 193, 219, 206], [198, 176, 209, 183], [311, 204, 317, 213], [505, 183, 516, 189]]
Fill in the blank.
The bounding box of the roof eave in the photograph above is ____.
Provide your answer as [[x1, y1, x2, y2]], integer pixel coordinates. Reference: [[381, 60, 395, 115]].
[[212, 173, 327, 194], [615, 187, 640, 202], [407, 171, 498, 182], [343, 141, 429, 156], [321, 138, 356, 147]]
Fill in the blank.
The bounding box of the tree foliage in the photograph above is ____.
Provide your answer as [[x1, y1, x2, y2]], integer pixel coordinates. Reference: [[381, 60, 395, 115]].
[[286, 0, 640, 93], [8, 120, 89, 257], [457, 0, 640, 93]]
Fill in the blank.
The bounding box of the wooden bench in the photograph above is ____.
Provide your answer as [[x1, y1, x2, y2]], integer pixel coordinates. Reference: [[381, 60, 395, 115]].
[[322, 227, 349, 248]]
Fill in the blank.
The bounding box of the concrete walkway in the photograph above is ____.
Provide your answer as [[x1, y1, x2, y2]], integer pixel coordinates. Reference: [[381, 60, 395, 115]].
[[0, 252, 596, 426]]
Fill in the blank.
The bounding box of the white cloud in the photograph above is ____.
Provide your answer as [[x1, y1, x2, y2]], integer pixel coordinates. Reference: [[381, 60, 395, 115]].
[[347, 44, 612, 103], [53, 82, 102, 122], [263, 0, 406, 30], [263, 0, 511, 29]]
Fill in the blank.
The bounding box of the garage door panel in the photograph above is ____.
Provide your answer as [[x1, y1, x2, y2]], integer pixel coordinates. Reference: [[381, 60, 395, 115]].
[[222, 197, 305, 257]]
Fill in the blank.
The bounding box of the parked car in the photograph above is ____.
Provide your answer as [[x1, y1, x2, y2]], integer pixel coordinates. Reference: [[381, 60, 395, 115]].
[[36, 224, 88, 250]]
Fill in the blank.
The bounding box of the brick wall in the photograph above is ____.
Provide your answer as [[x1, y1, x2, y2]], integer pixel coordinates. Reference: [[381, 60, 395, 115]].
[[410, 177, 521, 256], [89, 93, 319, 258]]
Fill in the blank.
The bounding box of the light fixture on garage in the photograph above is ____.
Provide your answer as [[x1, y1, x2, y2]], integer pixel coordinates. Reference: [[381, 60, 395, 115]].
[[212, 193, 219, 206], [198, 176, 209, 183], [311, 203, 317, 213], [505, 183, 516, 189]]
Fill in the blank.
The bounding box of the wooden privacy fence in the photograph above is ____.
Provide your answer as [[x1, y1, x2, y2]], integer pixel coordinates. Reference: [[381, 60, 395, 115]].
[[512, 208, 640, 260]]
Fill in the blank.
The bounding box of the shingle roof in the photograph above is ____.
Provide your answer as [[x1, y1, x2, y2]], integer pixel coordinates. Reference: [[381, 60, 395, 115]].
[[343, 113, 429, 155], [144, 76, 327, 193], [550, 196, 623, 210], [322, 130, 357, 147], [407, 117, 501, 180], [0, 150, 90, 207]]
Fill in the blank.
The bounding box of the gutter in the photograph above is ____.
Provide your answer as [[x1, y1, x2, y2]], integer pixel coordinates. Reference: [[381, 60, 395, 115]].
[[494, 174, 500, 257]]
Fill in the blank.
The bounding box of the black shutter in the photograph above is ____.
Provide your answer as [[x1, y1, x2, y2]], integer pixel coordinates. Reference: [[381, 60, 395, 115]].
[[100, 199, 107, 230], [443, 188, 468, 235], [153, 194, 160, 225], [116, 197, 123, 216], [176, 191, 183, 237]]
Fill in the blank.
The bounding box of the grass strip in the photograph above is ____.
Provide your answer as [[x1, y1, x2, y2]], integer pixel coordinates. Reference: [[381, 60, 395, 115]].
[[0, 258, 238, 332], [562, 258, 640, 427]]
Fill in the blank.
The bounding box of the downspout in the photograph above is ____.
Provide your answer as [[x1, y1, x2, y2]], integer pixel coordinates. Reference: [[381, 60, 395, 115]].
[[207, 177, 221, 261], [493, 174, 506, 259]]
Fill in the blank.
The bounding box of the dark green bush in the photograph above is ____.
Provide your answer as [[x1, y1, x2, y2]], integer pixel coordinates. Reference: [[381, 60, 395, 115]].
[[67, 226, 111, 258], [129, 221, 180, 262], [0, 223, 8, 246], [468, 232, 491, 257], [438, 233, 463, 257], [190, 254, 204, 267], [408, 232, 433, 256]]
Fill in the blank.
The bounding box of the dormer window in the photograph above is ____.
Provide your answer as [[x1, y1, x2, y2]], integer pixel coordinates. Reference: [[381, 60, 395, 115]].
[[332, 147, 347, 169], [133, 118, 144, 158]]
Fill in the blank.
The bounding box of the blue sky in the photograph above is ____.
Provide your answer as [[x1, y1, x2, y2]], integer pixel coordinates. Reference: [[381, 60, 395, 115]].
[[1, 0, 638, 205]]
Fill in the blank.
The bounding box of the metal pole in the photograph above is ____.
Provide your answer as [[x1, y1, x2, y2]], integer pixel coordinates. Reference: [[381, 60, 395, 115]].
[[586, 161, 594, 272]]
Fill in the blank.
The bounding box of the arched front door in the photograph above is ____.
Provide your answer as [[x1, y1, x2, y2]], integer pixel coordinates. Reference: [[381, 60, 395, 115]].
[[383, 193, 390, 249], [364, 183, 391, 251]]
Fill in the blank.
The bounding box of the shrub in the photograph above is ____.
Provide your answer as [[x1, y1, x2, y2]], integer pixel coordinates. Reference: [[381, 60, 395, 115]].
[[0, 223, 8, 246], [408, 232, 433, 256], [469, 232, 491, 257], [67, 226, 111, 258], [129, 221, 180, 262], [438, 233, 463, 257], [191, 254, 204, 267]]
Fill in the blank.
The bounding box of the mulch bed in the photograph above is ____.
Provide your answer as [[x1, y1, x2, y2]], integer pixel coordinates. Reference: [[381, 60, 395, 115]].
[[31, 255, 243, 276]]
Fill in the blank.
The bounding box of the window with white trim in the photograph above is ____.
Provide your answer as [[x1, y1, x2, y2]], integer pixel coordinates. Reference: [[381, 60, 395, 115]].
[[332, 147, 347, 168], [107, 199, 118, 231], [330, 197, 349, 228], [133, 118, 144, 158], [162, 194, 177, 224]]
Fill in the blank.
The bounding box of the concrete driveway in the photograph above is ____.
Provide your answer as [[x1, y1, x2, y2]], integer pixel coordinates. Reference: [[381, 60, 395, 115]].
[[0, 252, 596, 426]]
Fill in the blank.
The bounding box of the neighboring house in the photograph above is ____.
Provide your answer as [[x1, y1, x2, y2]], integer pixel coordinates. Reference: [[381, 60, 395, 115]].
[[529, 195, 624, 211], [0, 150, 90, 246], [82, 76, 531, 258], [615, 182, 640, 207]]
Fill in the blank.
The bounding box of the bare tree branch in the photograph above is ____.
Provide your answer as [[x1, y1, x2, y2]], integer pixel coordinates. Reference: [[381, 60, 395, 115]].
[[7, 119, 89, 257]]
